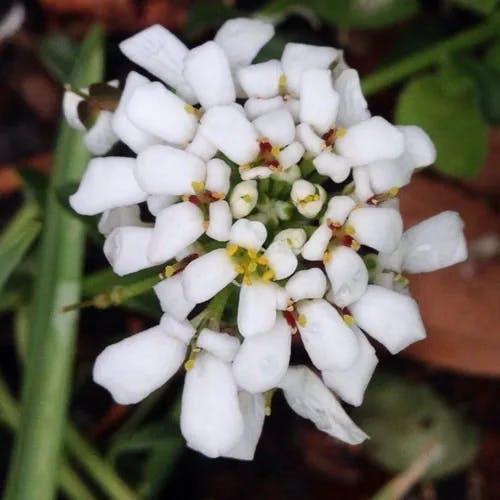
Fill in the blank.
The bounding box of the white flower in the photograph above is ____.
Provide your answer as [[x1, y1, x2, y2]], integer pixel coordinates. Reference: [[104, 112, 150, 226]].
[[182, 219, 297, 337], [67, 16, 469, 462]]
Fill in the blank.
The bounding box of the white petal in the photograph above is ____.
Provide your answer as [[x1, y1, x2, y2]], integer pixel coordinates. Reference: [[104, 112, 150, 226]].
[[146, 194, 178, 216], [350, 285, 426, 353], [69, 157, 147, 216], [182, 249, 237, 303], [281, 43, 339, 96], [214, 18, 275, 67], [334, 69, 370, 128], [63, 90, 85, 130], [286, 268, 327, 302], [336, 116, 405, 166], [297, 299, 359, 371], [325, 246, 368, 307], [398, 125, 436, 168], [299, 68, 339, 135], [185, 129, 218, 161], [353, 166, 375, 202], [206, 200, 232, 241], [366, 158, 412, 194], [301, 224, 332, 261], [264, 241, 297, 280], [278, 141, 305, 169], [285, 97, 300, 121], [322, 327, 377, 406], [238, 281, 277, 337], [119, 25, 191, 96], [205, 158, 231, 195], [313, 151, 351, 183], [159, 313, 195, 344], [104, 226, 159, 276], [233, 315, 291, 392], [401, 211, 467, 273], [237, 60, 282, 98], [127, 82, 198, 146], [278, 366, 368, 444], [244, 96, 284, 120], [111, 71, 160, 153], [148, 202, 205, 262], [200, 105, 259, 164], [273, 228, 307, 255], [253, 108, 295, 147], [229, 180, 258, 218], [184, 41, 236, 109], [181, 352, 244, 458], [239, 166, 272, 180], [271, 283, 291, 310], [223, 392, 265, 461], [136, 144, 205, 196], [296, 123, 324, 155], [229, 219, 267, 250], [83, 111, 118, 155], [348, 207, 403, 253], [197, 328, 240, 363], [154, 273, 195, 320], [98, 205, 142, 236], [93, 326, 185, 404], [323, 195, 356, 226]]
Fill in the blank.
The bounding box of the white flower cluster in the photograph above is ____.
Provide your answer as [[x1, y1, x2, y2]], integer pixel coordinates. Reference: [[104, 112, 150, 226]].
[[67, 18, 468, 459]]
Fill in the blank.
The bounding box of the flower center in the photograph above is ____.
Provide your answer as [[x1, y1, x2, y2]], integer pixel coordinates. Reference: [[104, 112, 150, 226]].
[[321, 127, 346, 149], [182, 181, 225, 226], [367, 186, 399, 205], [322, 220, 361, 263], [225, 243, 274, 285]]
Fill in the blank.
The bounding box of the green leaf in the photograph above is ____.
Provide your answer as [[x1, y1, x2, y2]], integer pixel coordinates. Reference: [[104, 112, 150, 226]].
[[395, 73, 488, 178], [353, 374, 480, 480], [262, 0, 419, 28], [0, 203, 41, 294], [5, 26, 106, 500], [185, 1, 240, 38], [451, 0, 499, 15], [462, 58, 500, 124], [39, 33, 79, 83], [485, 40, 500, 71], [17, 166, 49, 209]]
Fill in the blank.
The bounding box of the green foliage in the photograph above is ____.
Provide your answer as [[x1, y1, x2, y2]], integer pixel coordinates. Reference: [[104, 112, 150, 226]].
[[185, 1, 240, 38], [354, 374, 480, 480], [261, 0, 419, 28], [5, 26, 105, 500], [39, 33, 79, 83], [395, 73, 488, 178], [451, 0, 499, 14], [0, 204, 40, 295]]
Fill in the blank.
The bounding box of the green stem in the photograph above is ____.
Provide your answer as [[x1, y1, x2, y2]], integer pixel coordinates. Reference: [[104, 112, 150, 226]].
[[0, 377, 94, 500], [5, 26, 104, 500], [65, 427, 139, 500], [362, 13, 500, 96]]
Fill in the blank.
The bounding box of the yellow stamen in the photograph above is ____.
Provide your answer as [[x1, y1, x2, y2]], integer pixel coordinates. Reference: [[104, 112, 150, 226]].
[[241, 194, 253, 203], [243, 274, 252, 285], [297, 314, 307, 327], [278, 73, 287, 95], [162, 265, 176, 278], [226, 243, 238, 256], [191, 180, 204, 192], [336, 127, 346, 138], [211, 191, 225, 200], [262, 269, 274, 282], [184, 104, 197, 114], [257, 255, 269, 266], [344, 224, 355, 235], [322, 251, 331, 264], [247, 261, 257, 273], [351, 240, 361, 251], [388, 186, 399, 197], [271, 145, 281, 157], [343, 314, 355, 326], [234, 264, 245, 274], [247, 248, 257, 259], [184, 359, 195, 370]]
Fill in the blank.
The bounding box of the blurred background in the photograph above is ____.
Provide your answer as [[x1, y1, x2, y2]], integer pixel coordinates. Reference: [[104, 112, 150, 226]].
[[0, 0, 499, 498]]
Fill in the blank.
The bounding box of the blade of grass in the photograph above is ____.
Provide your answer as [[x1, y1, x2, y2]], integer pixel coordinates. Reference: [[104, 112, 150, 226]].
[[0, 202, 41, 293], [0, 376, 95, 500], [4, 26, 107, 500]]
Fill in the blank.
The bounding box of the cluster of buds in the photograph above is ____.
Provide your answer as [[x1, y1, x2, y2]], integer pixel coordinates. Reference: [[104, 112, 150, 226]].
[[67, 18, 467, 459]]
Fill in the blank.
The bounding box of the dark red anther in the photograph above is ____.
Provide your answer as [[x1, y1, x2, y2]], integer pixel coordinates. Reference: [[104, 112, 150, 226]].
[[321, 128, 335, 143], [259, 141, 272, 153], [268, 159, 280, 168], [283, 309, 297, 329], [341, 235, 354, 247], [188, 195, 201, 205]]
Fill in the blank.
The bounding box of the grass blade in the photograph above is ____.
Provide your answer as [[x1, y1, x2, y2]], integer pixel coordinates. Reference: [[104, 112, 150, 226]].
[[5, 25, 105, 500]]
